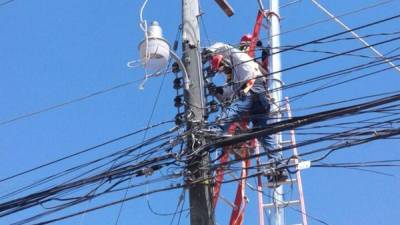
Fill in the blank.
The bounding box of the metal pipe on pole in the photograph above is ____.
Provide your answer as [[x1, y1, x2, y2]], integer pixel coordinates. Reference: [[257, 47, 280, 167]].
[[268, 0, 285, 225], [182, 1, 215, 225]]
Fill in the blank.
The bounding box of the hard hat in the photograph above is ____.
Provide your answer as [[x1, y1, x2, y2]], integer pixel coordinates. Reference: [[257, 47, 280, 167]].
[[211, 54, 224, 72], [240, 34, 253, 45]]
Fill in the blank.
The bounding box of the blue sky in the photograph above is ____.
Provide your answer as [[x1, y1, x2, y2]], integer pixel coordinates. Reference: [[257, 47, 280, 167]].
[[1, 0, 400, 225]]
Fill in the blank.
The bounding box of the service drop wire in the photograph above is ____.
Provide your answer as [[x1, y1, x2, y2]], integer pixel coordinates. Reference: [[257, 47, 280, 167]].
[[279, 53, 400, 91], [206, 116, 400, 172], [0, 128, 177, 200], [20, 164, 183, 225], [201, 11, 400, 59], [313, 160, 400, 168], [12, 155, 330, 225], [0, 133, 186, 224], [10, 166, 183, 225], [0, 152, 178, 218], [190, 106, 400, 177], [202, 13, 400, 69], [0, 129, 185, 219], [291, 90, 400, 113], [203, 50, 400, 112], [206, 81, 398, 141], [201, 94, 400, 167], [201, 37, 400, 113], [0, 133, 178, 205], [288, 62, 400, 104], [0, 120, 174, 184], [227, 35, 400, 90], [9, 122, 396, 224], [0, 128, 178, 201]]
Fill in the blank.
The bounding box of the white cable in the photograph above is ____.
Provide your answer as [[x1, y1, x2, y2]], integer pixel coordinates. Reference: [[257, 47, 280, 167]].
[[139, 0, 149, 61], [126, 59, 143, 68], [139, 0, 150, 89]]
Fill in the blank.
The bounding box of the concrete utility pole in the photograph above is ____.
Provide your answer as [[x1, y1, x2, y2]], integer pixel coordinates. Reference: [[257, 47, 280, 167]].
[[268, 0, 285, 225], [182, 1, 214, 225]]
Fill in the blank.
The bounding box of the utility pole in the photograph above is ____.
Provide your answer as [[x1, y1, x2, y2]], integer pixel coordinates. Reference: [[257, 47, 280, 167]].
[[268, 0, 285, 225], [182, 1, 215, 225]]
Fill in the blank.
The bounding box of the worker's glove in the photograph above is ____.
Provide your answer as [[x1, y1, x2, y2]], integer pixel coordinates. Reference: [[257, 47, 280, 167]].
[[201, 48, 213, 64], [208, 83, 223, 96], [238, 89, 248, 99]]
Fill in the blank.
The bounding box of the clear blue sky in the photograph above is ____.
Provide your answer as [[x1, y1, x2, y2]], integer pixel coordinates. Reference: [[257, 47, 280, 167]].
[[1, 0, 400, 225]]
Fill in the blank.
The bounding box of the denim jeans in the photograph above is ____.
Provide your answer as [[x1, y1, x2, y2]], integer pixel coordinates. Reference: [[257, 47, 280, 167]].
[[221, 92, 278, 159]]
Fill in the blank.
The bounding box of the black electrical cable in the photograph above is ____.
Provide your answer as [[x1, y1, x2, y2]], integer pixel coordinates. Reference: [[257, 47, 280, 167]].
[[204, 107, 400, 170], [12, 185, 183, 225], [205, 46, 400, 111], [254, 35, 400, 82], [0, 0, 16, 7], [20, 164, 183, 223], [307, 129, 400, 163], [0, 120, 174, 184], [208, 125, 400, 181], [288, 63, 399, 103], [312, 31, 400, 44], [275, 0, 395, 38], [6, 121, 396, 225], [0, 154, 177, 217], [292, 90, 400, 112], [205, 13, 400, 65], [196, 53, 400, 115], [0, 79, 144, 127], [0, 130, 178, 201], [114, 48, 175, 225]]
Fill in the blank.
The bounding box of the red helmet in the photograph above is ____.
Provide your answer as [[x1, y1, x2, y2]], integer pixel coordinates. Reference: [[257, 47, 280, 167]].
[[240, 34, 253, 45], [211, 54, 224, 72]]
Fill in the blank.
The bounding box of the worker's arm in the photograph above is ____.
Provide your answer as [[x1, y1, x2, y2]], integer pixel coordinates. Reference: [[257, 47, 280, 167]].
[[208, 83, 234, 102], [207, 42, 233, 55], [242, 79, 255, 94], [242, 62, 265, 94]]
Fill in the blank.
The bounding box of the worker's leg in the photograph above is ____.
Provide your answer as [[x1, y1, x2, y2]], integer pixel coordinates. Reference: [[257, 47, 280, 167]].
[[250, 93, 278, 159], [251, 93, 288, 183], [221, 94, 253, 128]]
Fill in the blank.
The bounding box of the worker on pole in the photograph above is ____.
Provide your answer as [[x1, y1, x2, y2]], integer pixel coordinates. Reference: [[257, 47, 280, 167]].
[[203, 41, 287, 183]]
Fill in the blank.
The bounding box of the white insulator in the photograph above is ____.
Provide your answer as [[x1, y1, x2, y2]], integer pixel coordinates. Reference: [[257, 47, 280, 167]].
[[147, 21, 163, 38]]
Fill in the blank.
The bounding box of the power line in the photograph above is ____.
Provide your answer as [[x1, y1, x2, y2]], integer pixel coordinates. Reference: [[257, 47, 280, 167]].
[[291, 90, 400, 112], [0, 79, 143, 127], [0, 129, 179, 201], [203, 93, 400, 152], [3, 118, 400, 222], [270, 35, 400, 76], [206, 11, 400, 61], [218, 31, 400, 93], [0, 120, 173, 184], [288, 64, 398, 104], [113, 62, 170, 225], [276, 0, 395, 38], [204, 55, 400, 122], [0, 0, 16, 7]]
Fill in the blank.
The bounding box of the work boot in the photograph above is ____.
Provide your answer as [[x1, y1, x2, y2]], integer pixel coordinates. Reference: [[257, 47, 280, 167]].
[[267, 170, 288, 184], [267, 171, 289, 188], [265, 158, 289, 187]]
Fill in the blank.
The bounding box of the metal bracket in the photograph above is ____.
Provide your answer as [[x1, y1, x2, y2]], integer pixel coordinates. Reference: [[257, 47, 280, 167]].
[[296, 160, 311, 170]]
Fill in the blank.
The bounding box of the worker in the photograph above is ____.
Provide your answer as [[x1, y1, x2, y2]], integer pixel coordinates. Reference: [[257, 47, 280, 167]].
[[239, 33, 270, 73], [203, 41, 287, 183], [238, 33, 253, 51]]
